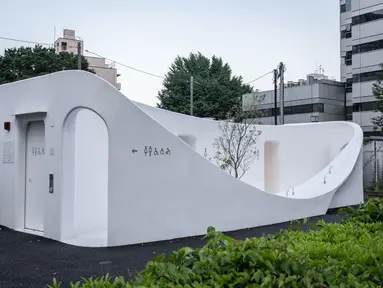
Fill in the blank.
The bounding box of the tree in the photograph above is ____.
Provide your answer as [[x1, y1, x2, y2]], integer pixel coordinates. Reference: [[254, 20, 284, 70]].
[[157, 52, 253, 120], [0, 45, 93, 84], [372, 64, 383, 130], [212, 95, 264, 179]]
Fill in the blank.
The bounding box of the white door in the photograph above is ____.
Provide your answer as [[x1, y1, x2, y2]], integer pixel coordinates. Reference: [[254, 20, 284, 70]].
[[25, 121, 46, 232]]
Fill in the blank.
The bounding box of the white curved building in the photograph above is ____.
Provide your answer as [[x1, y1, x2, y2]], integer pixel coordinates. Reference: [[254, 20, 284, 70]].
[[0, 71, 363, 247]]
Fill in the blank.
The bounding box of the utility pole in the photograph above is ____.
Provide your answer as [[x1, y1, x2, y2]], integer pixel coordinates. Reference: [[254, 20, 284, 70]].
[[190, 76, 194, 116], [273, 69, 278, 125], [278, 62, 285, 125], [77, 42, 81, 70]]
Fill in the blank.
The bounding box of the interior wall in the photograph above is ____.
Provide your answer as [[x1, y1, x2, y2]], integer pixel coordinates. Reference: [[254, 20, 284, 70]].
[[73, 109, 108, 236], [264, 141, 279, 193]]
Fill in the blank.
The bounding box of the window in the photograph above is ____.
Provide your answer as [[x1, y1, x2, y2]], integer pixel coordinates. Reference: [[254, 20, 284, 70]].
[[346, 105, 353, 121], [353, 39, 383, 54], [341, 24, 352, 39], [344, 51, 352, 66], [61, 42, 67, 51], [352, 70, 380, 83], [345, 0, 351, 12], [260, 108, 273, 117], [352, 9, 383, 25], [353, 103, 361, 112], [313, 103, 324, 113], [345, 78, 353, 93], [340, 0, 351, 13], [259, 103, 325, 117], [353, 101, 380, 112]]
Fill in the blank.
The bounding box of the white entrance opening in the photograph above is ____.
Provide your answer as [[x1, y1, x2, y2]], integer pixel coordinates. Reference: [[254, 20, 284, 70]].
[[264, 140, 280, 194], [24, 121, 46, 232], [63, 108, 108, 247]]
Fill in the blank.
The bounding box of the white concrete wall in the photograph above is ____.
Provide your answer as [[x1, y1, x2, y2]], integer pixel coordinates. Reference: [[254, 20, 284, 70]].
[[352, 50, 383, 69], [243, 84, 317, 108], [353, 81, 375, 98], [353, 0, 383, 11], [353, 110, 379, 131], [0, 71, 364, 247], [352, 18, 383, 40]]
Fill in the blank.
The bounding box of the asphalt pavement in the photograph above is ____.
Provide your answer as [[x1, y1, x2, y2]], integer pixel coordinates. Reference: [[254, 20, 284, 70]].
[[0, 214, 342, 288]]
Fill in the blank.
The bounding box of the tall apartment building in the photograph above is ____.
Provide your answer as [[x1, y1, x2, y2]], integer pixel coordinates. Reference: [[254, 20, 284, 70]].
[[340, 0, 383, 135], [54, 29, 121, 90]]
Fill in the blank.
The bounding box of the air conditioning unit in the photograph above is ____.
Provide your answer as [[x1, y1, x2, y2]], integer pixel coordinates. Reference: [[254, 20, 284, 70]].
[[310, 115, 319, 122]]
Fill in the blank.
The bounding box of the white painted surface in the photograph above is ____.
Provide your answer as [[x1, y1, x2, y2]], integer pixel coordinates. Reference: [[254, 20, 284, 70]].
[[178, 134, 197, 149], [25, 121, 45, 232], [264, 141, 279, 194], [0, 71, 364, 247], [73, 110, 108, 238]]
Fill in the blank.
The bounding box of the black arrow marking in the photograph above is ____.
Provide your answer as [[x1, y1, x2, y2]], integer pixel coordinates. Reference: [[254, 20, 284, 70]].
[[132, 149, 138, 153]]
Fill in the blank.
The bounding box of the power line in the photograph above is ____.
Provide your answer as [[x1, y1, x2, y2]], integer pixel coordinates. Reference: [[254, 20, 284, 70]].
[[0, 36, 52, 46], [0, 35, 165, 79], [245, 70, 274, 84], [85, 50, 165, 79], [1, 35, 275, 83]]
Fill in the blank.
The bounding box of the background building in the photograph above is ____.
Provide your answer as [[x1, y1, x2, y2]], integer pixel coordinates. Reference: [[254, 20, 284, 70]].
[[242, 72, 346, 125], [54, 29, 121, 90], [242, 1, 383, 187], [340, 0, 383, 134]]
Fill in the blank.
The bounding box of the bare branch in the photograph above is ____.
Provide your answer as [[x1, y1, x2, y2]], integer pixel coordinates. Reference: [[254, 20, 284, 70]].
[[213, 95, 263, 179]]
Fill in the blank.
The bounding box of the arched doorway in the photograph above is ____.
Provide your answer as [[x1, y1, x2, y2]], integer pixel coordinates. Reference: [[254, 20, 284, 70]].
[[62, 108, 108, 246]]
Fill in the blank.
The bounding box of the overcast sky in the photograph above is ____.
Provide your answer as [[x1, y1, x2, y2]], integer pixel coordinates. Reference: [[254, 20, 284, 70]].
[[0, 0, 340, 106]]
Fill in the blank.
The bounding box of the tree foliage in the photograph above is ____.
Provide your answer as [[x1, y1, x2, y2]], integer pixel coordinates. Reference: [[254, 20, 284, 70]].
[[0, 45, 93, 84], [372, 64, 383, 130], [157, 52, 253, 120], [213, 96, 264, 178]]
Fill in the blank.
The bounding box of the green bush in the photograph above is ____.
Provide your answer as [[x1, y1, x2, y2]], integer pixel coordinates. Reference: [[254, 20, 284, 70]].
[[49, 200, 383, 287], [49, 219, 383, 287], [340, 197, 383, 223]]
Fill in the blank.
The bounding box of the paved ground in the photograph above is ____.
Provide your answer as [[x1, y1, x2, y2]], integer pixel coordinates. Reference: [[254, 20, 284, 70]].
[[0, 214, 342, 288]]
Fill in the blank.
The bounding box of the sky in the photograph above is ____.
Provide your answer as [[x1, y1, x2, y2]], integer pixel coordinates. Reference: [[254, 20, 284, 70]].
[[0, 0, 340, 107]]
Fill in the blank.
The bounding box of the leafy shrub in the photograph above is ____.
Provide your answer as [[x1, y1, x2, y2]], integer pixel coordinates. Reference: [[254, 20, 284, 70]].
[[340, 197, 383, 223], [49, 220, 383, 287]]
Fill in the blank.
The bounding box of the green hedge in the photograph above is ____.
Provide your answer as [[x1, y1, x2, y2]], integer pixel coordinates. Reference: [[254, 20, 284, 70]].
[[49, 199, 383, 288], [340, 197, 383, 223]]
